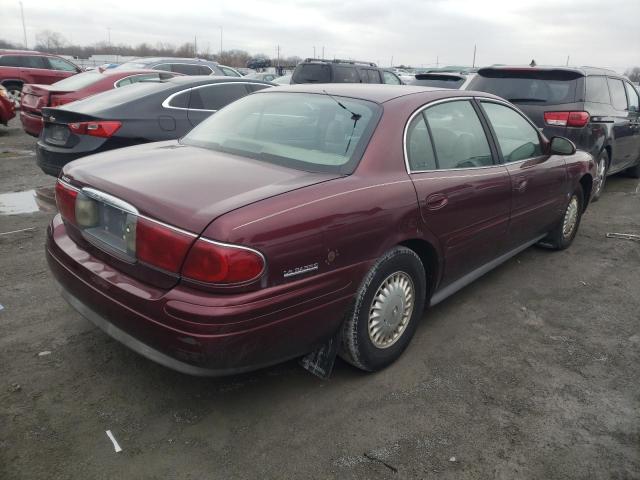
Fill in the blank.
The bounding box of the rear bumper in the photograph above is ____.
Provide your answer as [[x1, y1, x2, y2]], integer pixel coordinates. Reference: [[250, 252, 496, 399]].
[[36, 141, 90, 177], [20, 110, 43, 136], [46, 215, 360, 376]]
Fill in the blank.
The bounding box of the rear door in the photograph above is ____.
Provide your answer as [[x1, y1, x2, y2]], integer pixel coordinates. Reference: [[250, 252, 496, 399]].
[[623, 81, 640, 165], [407, 98, 512, 287], [20, 55, 53, 84], [479, 99, 567, 249], [186, 83, 251, 126]]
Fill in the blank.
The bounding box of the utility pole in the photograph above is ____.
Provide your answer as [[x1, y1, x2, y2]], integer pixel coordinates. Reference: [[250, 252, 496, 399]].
[[194, 35, 197, 56], [19, 1, 27, 49], [107, 27, 111, 46], [566, 55, 570, 66], [219, 26, 223, 56], [472, 44, 476, 68], [390, 56, 393, 68], [436, 56, 439, 67], [313, 46, 316, 58], [322, 45, 325, 59]]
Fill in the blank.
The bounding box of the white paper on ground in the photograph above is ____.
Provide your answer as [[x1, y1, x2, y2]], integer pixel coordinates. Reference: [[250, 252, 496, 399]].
[[106, 430, 122, 453]]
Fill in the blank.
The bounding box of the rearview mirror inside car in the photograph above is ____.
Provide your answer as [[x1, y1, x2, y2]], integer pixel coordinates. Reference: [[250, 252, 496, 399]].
[[550, 136, 576, 155]]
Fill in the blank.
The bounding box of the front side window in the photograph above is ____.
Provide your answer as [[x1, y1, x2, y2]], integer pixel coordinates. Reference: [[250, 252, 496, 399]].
[[332, 65, 358, 83], [198, 66, 213, 75], [624, 82, 639, 112], [366, 70, 381, 84], [182, 92, 381, 174], [47, 57, 78, 72], [383, 71, 401, 85], [189, 83, 248, 110], [406, 114, 436, 171], [481, 102, 543, 162], [153, 63, 172, 72], [423, 100, 493, 169], [608, 78, 628, 111], [220, 66, 241, 77]]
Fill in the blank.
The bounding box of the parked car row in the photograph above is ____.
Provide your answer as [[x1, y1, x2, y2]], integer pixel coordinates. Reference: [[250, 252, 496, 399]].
[[3, 50, 637, 378]]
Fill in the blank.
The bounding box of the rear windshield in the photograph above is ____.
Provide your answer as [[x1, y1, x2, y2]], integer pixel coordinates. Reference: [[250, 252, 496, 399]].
[[58, 81, 169, 113], [182, 92, 381, 174], [409, 75, 465, 89], [469, 69, 582, 105], [52, 72, 103, 90], [292, 64, 331, 83]]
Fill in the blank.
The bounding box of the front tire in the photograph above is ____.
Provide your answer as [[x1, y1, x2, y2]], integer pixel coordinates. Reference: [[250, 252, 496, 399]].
[[4, 82, 23, 108], [591, 150, 608, 201], [339, 246, 427, 372], [544, 184, 584, 250]]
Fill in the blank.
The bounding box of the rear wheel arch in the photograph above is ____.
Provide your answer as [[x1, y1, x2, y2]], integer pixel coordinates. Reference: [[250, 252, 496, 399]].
[[398, 238, 439, 299], [579, 174, 593, 210]]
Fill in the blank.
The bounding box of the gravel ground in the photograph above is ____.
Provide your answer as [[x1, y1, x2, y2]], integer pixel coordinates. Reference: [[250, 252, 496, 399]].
[[0, 116, 639, 479]]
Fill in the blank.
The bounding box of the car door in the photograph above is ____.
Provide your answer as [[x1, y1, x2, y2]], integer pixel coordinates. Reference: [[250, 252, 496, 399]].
[[607, 77, 635, 170], [407, 98, 512, 287], [623, 81, 640, 165], [479, 99, 567, 250], [186, 83, 251, 127]]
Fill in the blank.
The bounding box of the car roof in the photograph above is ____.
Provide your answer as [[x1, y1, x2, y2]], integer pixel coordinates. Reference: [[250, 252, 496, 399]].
[[101, 68, 177, 77], [128, 57, 219, 65], [259, 83, 501, 104], [478, 65, 620, 77], [165, 75, 273, 86], [0, 49, 62, 57]]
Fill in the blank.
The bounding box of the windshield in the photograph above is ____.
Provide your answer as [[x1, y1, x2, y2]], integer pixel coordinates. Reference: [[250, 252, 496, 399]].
[[52, 72, 103, 90], [469, 70, 581, 105], [182, 92, 381, 174]]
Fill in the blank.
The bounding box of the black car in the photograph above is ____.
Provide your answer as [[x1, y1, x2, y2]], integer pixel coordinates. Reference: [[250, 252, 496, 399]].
[[291, 59, 402, 85], [467, 66, 640, 199], [36, 76, 273, 176]]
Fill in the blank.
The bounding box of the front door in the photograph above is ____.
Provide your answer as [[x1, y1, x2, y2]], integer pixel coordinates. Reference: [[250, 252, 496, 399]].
[[479, 100, 568, 249], [407, 99, 512, 287], [607, 77, 638, 171]]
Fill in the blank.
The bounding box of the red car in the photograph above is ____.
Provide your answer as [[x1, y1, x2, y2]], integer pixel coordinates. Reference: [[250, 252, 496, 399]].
[[46, 85, 596, 376], [20, 69, 178, 136], [0, 85, 16, 125], [0, 50, 81, 106]]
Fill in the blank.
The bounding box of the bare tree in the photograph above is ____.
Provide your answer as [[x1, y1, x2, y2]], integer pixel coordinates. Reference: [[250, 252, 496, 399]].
[[625, 67, 640, 83], [34, 30, 68, 52]]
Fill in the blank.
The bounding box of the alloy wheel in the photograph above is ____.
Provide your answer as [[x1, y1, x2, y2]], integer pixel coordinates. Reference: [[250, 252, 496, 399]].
[[562, 195, 579, 239], [593, 157, 607, 198]]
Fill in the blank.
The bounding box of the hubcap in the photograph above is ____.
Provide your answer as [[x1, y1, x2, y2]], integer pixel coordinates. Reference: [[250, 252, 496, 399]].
[[562, 195, 579, 239], [8, 89, 21, 108], [368, 271, 415, 349], [594, 158, 606, 196]]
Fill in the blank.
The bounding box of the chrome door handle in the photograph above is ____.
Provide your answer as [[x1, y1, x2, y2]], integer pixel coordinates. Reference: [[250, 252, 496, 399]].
[[514, 179, 528, 192], [425, 193, 449, 210]]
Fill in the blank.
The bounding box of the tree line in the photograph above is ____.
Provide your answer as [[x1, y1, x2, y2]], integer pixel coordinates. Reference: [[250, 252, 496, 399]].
[[0, 31, 302, 69]]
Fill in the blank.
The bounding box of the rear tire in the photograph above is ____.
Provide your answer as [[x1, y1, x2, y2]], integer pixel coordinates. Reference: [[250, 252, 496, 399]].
[[3, 82, 23, 108], [543, 184, 584, 250], [339, 246, 427, 372], [591, 150, 608, 201]]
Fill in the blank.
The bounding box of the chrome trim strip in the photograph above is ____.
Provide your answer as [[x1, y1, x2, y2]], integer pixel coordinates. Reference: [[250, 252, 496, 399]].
[[57, 178, 80, 193], [161, 81, 271, 112], [82, 187, 139, 215]]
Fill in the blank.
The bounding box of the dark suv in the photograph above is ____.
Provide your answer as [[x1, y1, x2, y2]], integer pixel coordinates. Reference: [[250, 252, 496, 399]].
[[468, 66, 640, 199], [291, 59, 402, 85], [0, 50, 82, 106]]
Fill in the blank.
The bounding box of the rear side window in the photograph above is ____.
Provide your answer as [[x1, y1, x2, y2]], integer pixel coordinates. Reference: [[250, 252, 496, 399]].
[[22, 56, 47, 69], [469, 69, 580, 105], [292, 64, 331, 83], [481, 102, 543, 162], [406, 114, 436, 171], [189, 83, 248, 110], [365, 70, 381, 83], [153, 64, 172, 72], [171, 64, 201, 75], [423, 100, 493, 169], [47, 57, 77, 72], [332, 65, 358, 83], [625, 82, 639, 112], [115, 74, 162, 88], [198, 66, 213, 75], [608, 78, 628, 111], [0, 55, 22, 67], [168, 90, 190, 108], [585, 76, 611, 104]]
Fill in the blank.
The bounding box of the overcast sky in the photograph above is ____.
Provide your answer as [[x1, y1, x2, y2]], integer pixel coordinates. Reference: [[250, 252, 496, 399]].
[[2, 0, 638, 71]]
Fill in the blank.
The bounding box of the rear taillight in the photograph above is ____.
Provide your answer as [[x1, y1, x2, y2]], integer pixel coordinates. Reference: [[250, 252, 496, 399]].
[[544, 111, 590, 128], [182, 239, 265, 284], [135, 217, 194, 273], [49, 95, 71, 107], [68, 121, 122, 138], [55, 180, 78, 224]]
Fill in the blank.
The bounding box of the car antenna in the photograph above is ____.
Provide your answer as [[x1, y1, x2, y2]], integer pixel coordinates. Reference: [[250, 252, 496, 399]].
[[322, 89, 361, 154]]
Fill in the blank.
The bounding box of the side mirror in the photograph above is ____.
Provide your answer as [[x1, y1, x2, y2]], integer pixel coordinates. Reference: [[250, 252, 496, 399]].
[[549, 136, 576, 155]]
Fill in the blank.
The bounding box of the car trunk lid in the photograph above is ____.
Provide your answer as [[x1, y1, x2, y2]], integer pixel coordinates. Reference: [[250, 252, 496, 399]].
[[21, 84, 73, 115]]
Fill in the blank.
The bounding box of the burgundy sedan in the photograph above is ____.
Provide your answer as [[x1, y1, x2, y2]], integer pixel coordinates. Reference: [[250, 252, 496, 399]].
[[20, 69, 177, 136], [0, 85, 16, 125], [46, 85, 596, 376]]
